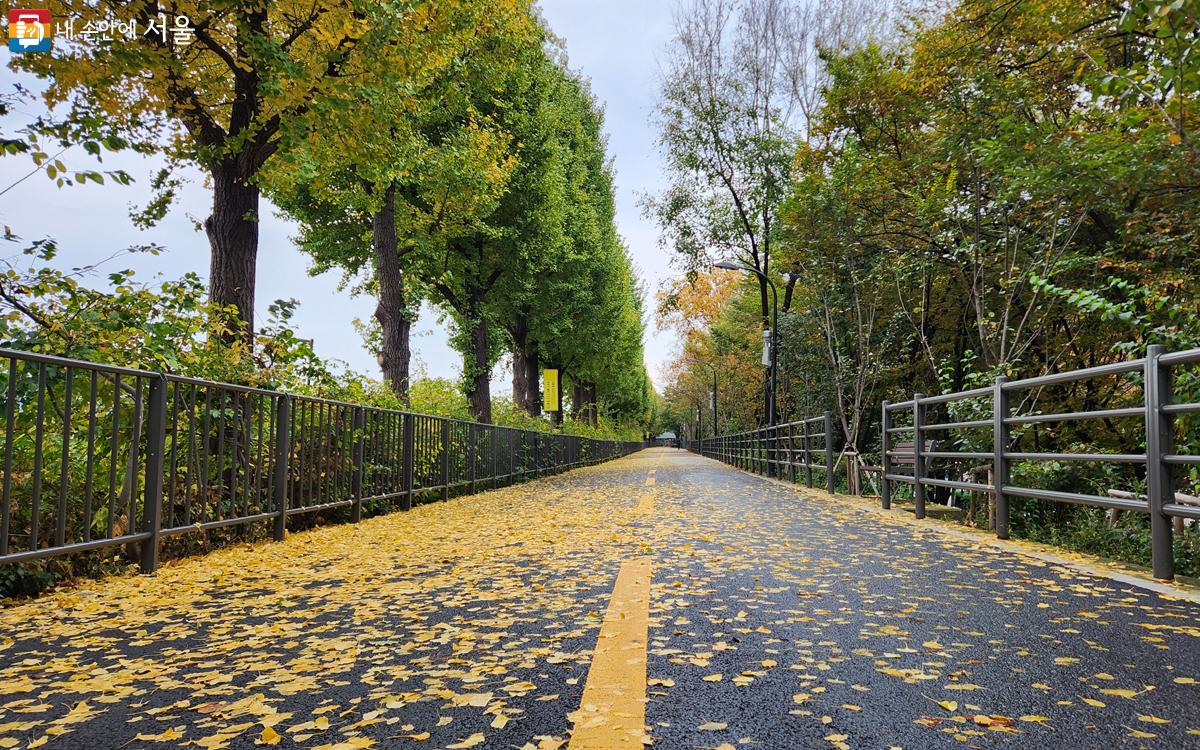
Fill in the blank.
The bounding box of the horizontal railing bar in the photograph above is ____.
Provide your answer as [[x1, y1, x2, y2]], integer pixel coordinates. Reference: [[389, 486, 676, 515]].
[[1165, 455, 1200, 465], [0, 347, 159, 378], [0, 532, 153, 564], [1003, 359, 1144, 390], [161, 512, 278, 536], [1001, 485, 1146, 511], [884, 473, 917, 484], [886, 400, 915, 410], [885, 426, 914, 434], [288, 496, 357, 513], [1158, 347, 1200, 365], [919, 386, 993, 405], [920, 477, 992, 493], [1163, 402, 1200, 415], [1005, 452, 1146, 463], [164, 373, 280, 397], [360, 490, 410, 504], [1164, 503, 1200, 520], [924, 451, 992, 460], [1005, 406, 1145, 425], [922, 420, 991, 431]]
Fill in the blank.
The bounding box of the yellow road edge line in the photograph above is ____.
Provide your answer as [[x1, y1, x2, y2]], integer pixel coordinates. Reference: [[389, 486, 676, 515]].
[[568, 557, 652, 749]]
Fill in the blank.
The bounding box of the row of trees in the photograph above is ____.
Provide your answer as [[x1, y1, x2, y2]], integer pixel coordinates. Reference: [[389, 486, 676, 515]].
[[6, 1, 650, 430], [658, 0, 1198, 566]]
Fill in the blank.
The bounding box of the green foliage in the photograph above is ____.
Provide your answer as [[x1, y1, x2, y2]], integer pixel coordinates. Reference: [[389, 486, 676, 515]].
[[410, 378, 472, 421], [666, 0, 1200, 569]]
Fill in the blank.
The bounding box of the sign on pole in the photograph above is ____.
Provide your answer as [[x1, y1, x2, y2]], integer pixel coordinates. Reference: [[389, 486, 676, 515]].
[[543, 368, 560, 412]]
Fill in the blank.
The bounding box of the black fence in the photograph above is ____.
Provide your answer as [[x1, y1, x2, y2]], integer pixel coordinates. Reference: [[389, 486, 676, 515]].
[[880, 344, 1199, 580], [0, 348, 643, 573], [687, 344, 1200, 581], [694, 412, 837, 493]]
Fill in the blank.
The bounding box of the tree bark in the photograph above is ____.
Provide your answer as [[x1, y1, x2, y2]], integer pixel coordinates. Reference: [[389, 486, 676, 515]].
[[467, 311, 492, 423], [513, 346, 541, 416], [205, 159, 260, 341], [572, 381, 585, 421], [511, 313, 541, 416], [372, 184, 411, 405]]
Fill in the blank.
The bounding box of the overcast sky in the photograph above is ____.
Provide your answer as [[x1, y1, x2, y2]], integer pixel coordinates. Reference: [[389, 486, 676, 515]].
[[0, 2, 680, 394]]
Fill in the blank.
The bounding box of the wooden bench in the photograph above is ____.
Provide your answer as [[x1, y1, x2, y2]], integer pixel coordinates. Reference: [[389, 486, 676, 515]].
[[863, 441, 936, 478]]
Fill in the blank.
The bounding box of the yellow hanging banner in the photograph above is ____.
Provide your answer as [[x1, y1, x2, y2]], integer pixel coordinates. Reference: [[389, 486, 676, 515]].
[[543, 368, 560, 412]]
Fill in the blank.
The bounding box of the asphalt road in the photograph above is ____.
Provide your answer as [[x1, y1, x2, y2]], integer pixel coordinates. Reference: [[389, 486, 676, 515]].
[[1, 448, 1199, 749]]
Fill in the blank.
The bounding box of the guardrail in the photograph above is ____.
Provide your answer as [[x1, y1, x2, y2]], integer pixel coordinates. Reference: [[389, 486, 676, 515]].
[[695, 412, 838, 492], [0, 348, 643, 573], [880, 344, 1199, 580]]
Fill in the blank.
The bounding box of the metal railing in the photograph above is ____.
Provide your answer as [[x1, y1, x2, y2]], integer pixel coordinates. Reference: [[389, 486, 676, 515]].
[[0, 348, 643, 572], [881, 344, 1200, 580], [695, 411, 838, 493]]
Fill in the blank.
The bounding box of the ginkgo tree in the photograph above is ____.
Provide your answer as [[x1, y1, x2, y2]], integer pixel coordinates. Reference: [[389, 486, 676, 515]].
[[265, 0, 533, 404], [12, 0, 498, 342]]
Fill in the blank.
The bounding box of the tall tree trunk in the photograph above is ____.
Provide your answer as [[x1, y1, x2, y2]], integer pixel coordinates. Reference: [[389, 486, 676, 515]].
[[467, 306, 492, 423], [512, 316, 530, 408], [510, 313, 541, 416], [513, 345, 541, 416], [206, 159, 260, 341], [372, 184, 411, 404], [513, 347, 530, 409], [525, 348, 540, 415], [572, 381, 585, 421]]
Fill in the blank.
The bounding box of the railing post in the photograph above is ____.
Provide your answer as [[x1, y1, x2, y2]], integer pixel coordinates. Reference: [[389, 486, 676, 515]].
[[913, 393, 926, 519], [992, 378, 1010, 539], [803, 419, 813, 487], [787, 422, 796, 483], [1145, 344, 1174, 580], [490, 427, 498, 487], [766, 425, 774, 478], [272, 395, 292, 542], [351, 407, 365, 523], [468, 422, 477, 494], [401, 413, 415, 510], [440, 419, 451, 501], [824, 411, 835, 494], [139, 375, 168, 574], [881, 401, 892, 509]]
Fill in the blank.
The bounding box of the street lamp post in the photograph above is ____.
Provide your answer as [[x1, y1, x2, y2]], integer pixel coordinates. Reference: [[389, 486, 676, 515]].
[[715, 260, 779, 477], [714, 260, 778, 428], [684, 357, 719, 437]]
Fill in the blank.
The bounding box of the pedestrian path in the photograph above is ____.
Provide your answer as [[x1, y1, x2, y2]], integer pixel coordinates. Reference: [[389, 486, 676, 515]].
[[2, 448, 1199, 749]]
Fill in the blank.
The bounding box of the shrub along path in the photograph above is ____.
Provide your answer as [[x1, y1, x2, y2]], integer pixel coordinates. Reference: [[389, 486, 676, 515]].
[[1, 448, 1199, 749]]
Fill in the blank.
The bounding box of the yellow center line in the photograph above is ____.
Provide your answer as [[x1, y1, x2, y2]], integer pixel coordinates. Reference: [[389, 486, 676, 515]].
[[568, 557, 652, 749]]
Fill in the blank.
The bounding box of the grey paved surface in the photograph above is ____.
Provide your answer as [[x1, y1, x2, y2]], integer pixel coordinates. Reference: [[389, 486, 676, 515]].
[[2, 448, 1199, 749]]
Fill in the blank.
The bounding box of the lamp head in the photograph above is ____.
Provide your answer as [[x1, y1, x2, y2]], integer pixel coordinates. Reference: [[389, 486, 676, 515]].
[[713, 260, 743, 271]]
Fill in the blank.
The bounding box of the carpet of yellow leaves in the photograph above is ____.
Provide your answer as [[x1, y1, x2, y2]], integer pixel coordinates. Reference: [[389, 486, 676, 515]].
[[0, 456, 659, 749]]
